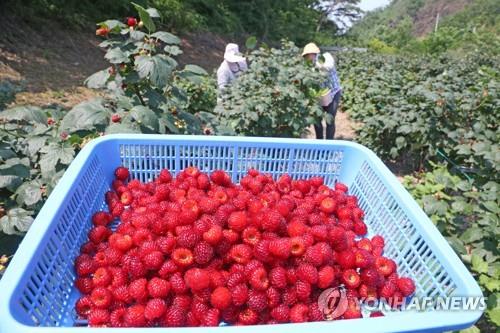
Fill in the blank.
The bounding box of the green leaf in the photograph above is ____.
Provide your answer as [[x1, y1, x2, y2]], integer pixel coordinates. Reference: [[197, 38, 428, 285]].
[[105, 122, 141, 134], [0, 208, 34, 234], [151, 31, 180, 44], [98, 19, 125, 31], [487, 307, 500, 326], [0, 161, 30, 178], [471, 254, 488, 274], [27, 136, 47, 157], [245, 36, 257, 50], [458, 326, 480, 333], [39, 143, 75, 176], [460, 227, 484, 244], [1, 106, 47, 124], [183, 64, 208, 75], [132, 2, 155, 32], [15, 180, 43, 206], [60, 99, 111, 132], [85, 69, 111, 89], [164, 45, 183, 56], [0, 175, 22, 190], [130, 106, 159, 132], [482, 201, 499, 214], [135, 55, 176, 87], [105, 48, 130, 64], [146, 8, 160, 18]]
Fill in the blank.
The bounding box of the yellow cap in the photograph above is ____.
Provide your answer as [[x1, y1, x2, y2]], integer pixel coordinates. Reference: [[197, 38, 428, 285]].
[[302, 43, 320, 56]]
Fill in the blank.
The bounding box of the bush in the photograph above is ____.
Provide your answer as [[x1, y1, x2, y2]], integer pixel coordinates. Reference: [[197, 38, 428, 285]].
[[215, 41, 326, 138]]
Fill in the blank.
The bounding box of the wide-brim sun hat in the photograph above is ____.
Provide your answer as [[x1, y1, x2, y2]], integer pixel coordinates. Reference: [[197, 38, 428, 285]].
[[224, 43, 246, 63], [302, 42, 321, 56]]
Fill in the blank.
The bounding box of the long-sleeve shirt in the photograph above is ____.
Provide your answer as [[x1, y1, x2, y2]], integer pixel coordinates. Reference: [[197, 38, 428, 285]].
[[316, 52, 342, 97], [216, 60, 248, 92]]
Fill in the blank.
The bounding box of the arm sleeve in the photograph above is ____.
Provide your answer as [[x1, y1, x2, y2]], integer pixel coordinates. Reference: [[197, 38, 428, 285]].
[[316, 52, 335, 71], [217, 67, 229, 90]]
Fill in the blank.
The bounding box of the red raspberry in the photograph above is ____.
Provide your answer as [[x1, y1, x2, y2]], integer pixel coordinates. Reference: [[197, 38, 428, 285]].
[[88, 225, 111, 244], [287, 220, 308, 237], [343, 298, 362, 319], [357, 238, 373, 252], [375, 256, 396, 276], [191, 299, 209, 321], [88, 308, 110, 326], [111, 285, 131, 303], [371, 235, 385, 248], [126, 255, 146, 279], [244, 259, 264, 276], [184, 268, 210, 291], [242, 226, 261, 246], [361, 268, 383, 287], [355, 249, 375, 269], [210, 170, 231, 186], [334, 182, 348, 192], [147, 277, 170, 298], [253, 240, 271, 262], [132, 228, 153, 246], [247, 290, 267, 311], [197, 173, 210, 189], [297, 263, 318, 285], [353, 221, 368, 236], [115, 166, 130, 181], [145, 298, 167, 321], [370, 311, 385, 317], [342, 269, 361, 289], [124, 304, 146, 327], [172, 248, 194, 267], [249, 267, 269, 291], [176, 229, 200, 248], [290, 303, 309, 323], [90, 287, 112, 309], [163, 306, 186, 327], [308, 302, 324, 322], [329, 226, 348, 252], [379, 281, 397, 298], [270, 304, 290, 323], [110, 234, 133, 252], [230, 244, 253, 264], [238, 308, 259, 325], [201, 308, 220, 326], [141, 250, 163, 270], [75, 295, 93, 317], [359, 284, 378, 301], [282, 288, 298, 306], [295, 280, 311, 301], [318, 265, 336, 289], [172, 295, 192, 311], [170, 272, 188, 294], [262, 209, 282, 232], [304, 245, 323, 266], [203, 225, 223, 245], [129, 278, 148, 302], [338, 250, 356, 269], [223, 229, 239, 244], [92, 211, 113, 226], [192, 241, 213, 265], [158, 169, 172, 183], [92, 267, 112, 287], [319, 197, 337, 214], [210, 286, 232, 310], [269, 238, 291, 259], [110, 307, 127, 327], [231, 283, 249, 306], [290, 237, 306, 256], [397, 277, 416, 297], [266, 286, 281, 308], [75, 277, 93, 294], [269, 266, 287, 289]]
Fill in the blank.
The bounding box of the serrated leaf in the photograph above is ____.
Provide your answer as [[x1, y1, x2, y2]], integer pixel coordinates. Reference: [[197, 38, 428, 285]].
[[146, 8, 160, 18], [460, 227, 483, 244], [0, 162, 30, 178], [130, 106, 159, 132], [0, 208, 34, 234], [130, 29, 146, 41], [27, 136, 47, 157], [105, 122, 141, 134], [151, 31, 180, 44], [1, 106, 47, 124], [132, 2, 155, 32], [60, 99, 111, 132], [98, 19, 125, 31], [471, 254, 488, 274], [105, 48, 129, 64], [0, 175, 22, 189], [487, 307, 500, 326], [183, 64, 208, 75], [164, 45, 183, 56], [135, 55, 176, 87], [15, 180, 43, 206], [245, 36, 257, 50], [39, 143, 75, 176], [85, 69, 111, 89]]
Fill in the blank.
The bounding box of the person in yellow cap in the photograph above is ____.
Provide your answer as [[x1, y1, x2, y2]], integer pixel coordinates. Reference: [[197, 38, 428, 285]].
[[302, 42, 342, 140]]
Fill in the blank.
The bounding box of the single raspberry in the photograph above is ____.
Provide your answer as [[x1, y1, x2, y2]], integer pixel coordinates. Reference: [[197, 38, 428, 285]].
[[172, 248, 194, 267], [158, 169, 172, 183], [92, 211, 113, 226], [191, 241, 213, 265], [93, 251, 108, 267], [145, 298, 167, 321], [262, 209, 282, 232], [92, 267, 112, 287], [210, 286, 232, 310], [361, 268, 383, 287], [242, 226, 261, 246], [75, 277, 93, 294], [249, 267, 269, 291], [184, 268, 210, 291], [269, 238, 291, 259], [176, 229, 200, 248], [270, 304, 290, 323], [338, 250, 356, 269], [104, 247, 122, 266], [147, 277, 170, 298], [230, 243, 253, 264], [115, 166, 130, 181], [170, 272, 188, 294], [90, 286, 112, 309], [304, 244, 323, 266], [238, 308, 259, 325], [319, 197, 337, 214], [247, 290, 267, 311], [88, 308, 110, 326], [88, 225, 111, 244], [379, 281, 397, 298], [244, 259, 264, 276], [124, 304, 146, 327], [318, 265, 336, 289], [266, 286, 281, 308], [253, 240, 271, 262], [203, 225, 223, 245], [75, 295, 93, 317], [353, 221, 368, 236], [375, 257, 396, 276], [126, 255, 147, 279], [191, 299, 209, 321], [334, 182, 348, 192], [223, 229, 240, 244], [111, 285, 131, 303], [197, 173, 210, 189], [132, 228, 154, 246], [210, 170, 232, 187], [297, 263, 318, 285], [109, 307, 127, 327], [288, 236, 306, 257], [342, 269, 361, 289], [231, 283, 249, 306], [397, 277, 416, 297], [269, 266, 287, 289], [357, 238, 373, 252], [129, 278, 148, 302], [282, 288, 298, 306], [226, 271, 246, 288], [110, 234, 133, 252], [202, 308, 220, 327], [370, 311, 385, 317], [355, 249, 375, 269], [343, 298, 362, 319], [308, 302, 324, 322], [371, 235, 385, 248], [295, 280, 311, 301], [290, 303, 309, 323], [329, 226, 348, 252], [172, 295, 192, 311], [359, 284, 378, 301]]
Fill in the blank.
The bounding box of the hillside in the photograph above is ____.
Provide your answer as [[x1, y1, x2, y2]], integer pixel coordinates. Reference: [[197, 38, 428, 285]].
[[348, 0, 498, 49]]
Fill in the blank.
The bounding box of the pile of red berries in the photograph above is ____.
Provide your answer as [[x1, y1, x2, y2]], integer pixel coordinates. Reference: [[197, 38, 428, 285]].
[[74, 166, 415, 327]]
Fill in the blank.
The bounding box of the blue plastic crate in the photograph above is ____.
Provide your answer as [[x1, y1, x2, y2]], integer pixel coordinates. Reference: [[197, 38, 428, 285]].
[[0, 135, 483, 333]]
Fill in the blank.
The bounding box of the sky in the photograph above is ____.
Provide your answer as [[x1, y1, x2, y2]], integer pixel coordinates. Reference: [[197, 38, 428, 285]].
[[359, 0, 391, 12]]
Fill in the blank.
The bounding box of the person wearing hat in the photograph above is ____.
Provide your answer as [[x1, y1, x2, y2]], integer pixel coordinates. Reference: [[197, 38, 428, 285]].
[[302, 42, 342, 140], [217, 43, 248, 94]]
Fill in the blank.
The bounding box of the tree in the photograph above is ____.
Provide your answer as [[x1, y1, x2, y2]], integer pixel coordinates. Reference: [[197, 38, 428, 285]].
[[314, 0, 363, 33]]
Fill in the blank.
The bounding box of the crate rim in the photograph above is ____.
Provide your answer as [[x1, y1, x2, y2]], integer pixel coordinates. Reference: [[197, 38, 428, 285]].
[[0, 134, 483, 332]]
